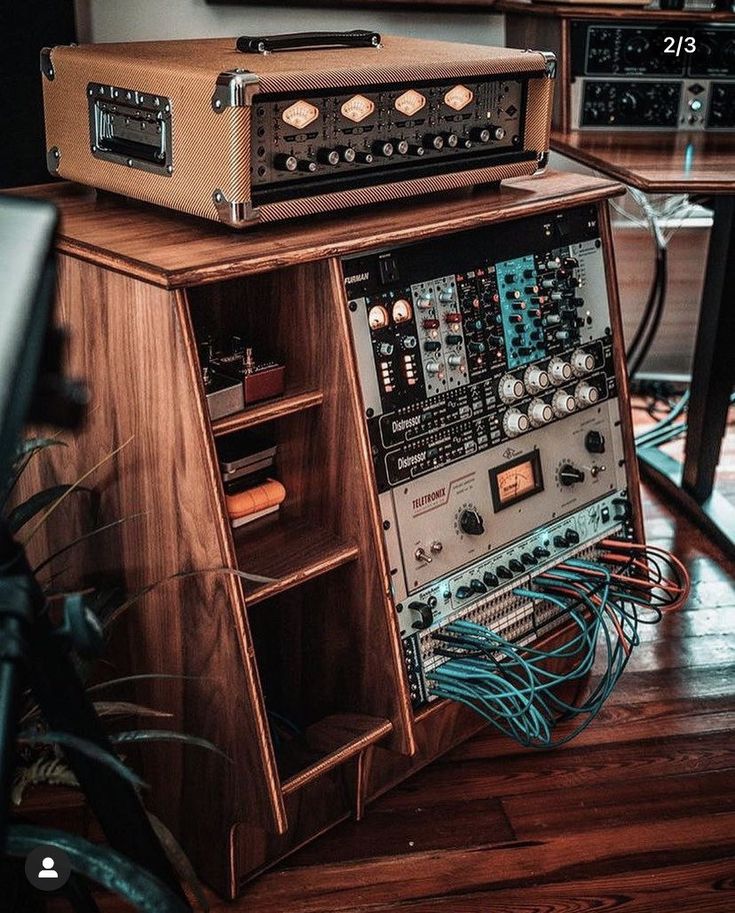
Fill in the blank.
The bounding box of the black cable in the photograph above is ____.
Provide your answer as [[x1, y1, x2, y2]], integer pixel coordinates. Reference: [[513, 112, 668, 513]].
[[626, 244, 663, 364], [629, 246, 668, 379]]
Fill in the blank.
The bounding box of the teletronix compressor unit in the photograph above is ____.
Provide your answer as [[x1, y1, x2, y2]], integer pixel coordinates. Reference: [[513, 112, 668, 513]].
[[40, 31, 555, 226]]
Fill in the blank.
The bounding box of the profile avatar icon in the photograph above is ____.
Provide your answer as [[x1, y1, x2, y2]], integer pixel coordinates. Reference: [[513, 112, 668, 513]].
[[38, 857, 59, 879], [25, 845, 70, 891]]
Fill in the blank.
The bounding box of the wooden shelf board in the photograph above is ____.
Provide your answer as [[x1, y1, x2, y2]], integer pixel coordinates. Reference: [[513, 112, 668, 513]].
[[15, 172, 625, 288], [234, 517, 359, 606], [280, 714, 393, 795], [211, 388, 324, 436]]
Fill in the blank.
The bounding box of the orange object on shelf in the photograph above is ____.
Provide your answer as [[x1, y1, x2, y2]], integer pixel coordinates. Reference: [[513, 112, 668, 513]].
[[226, 479, 286, 520]]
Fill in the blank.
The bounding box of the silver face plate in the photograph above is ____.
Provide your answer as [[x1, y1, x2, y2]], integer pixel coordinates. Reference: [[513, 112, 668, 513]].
[[381, 397, 626, 608], [571, 77, 735, 131]]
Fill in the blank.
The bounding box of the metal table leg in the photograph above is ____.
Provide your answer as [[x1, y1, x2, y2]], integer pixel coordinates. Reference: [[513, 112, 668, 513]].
[[638, 196, 735, 554]]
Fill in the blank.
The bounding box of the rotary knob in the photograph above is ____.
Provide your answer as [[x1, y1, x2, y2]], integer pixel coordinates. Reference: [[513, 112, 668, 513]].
[[571, 348, 595, 376], [552, 389, 576, 417], [470, 127, 492, 143], [439, 286, 455, 303], [623, 35, 650, 67], [371, 140, 394, 157], [575, 381, 600, 408], [459, 509, 485, 536], [524, 365, 550, 395], [409, 601, 434, 630], [273, 154, 298, 172], [336, 145, 356, 163], [548, 357, 573, 386], [316, 147, 340, 165], [499, 373, 525, 404], [503, 408, 530, 438], [528, 399, 553, 428], [559, 463, 586, 486], [423, 133, 445, 150], [391, 138, 409, 155]]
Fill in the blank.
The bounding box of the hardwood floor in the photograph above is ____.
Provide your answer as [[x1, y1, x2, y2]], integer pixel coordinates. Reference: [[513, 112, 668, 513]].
[[224, 408, 735, 913]]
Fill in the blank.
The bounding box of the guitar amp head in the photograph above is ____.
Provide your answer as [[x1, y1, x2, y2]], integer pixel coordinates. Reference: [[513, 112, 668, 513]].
[[41, 31, 556, 228]]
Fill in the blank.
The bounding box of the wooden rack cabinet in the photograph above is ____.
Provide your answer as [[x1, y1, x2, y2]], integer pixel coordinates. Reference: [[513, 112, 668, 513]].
[[15, 170, 631, 899]]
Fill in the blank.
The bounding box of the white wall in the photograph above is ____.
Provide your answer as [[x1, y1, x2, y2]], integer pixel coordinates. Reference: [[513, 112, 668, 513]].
[[78, 0, 505, 46]]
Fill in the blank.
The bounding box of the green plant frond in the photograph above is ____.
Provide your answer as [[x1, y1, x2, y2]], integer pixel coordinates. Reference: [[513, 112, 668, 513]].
[[17, 730, 147, 789], [146, 812, 210, 913], [1, 436, 67, 509], [86, 673, 206, 695], [20, 435, 134, 546], [34, 511, 148, 574], [12, 757, 78, 806], [6, 484, 93, 534], [93, 701, 174, 720], [103, 565, 277, 630], [6, 824, 191, 913], [20, 700, 173, 728], [109, 730, 231, 763]]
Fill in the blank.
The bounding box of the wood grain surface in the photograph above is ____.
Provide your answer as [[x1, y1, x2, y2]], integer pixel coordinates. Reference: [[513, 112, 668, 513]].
[[9, 172, 624, 288], [552, 131, 735, 194]]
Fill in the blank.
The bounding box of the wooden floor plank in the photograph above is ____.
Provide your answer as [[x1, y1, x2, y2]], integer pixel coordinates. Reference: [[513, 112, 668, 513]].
[[304, 858, 735, 913], [238, 814, 735, 913]]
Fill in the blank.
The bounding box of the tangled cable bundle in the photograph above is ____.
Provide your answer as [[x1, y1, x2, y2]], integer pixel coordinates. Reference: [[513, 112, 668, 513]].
[[428, 539, 690, 749]]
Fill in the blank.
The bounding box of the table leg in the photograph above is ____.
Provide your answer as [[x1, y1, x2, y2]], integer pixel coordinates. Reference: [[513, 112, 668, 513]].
[[638, 196, 735, 555]]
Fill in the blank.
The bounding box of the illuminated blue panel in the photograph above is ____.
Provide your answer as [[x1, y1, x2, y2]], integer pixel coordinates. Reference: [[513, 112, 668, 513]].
[[496, 254, 546, 369]]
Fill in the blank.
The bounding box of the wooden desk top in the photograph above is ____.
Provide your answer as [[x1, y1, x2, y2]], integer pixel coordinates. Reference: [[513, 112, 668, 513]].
[[496, 0, 735, 20], [552, 131, 735, 194], [8, 170, 623, 289]]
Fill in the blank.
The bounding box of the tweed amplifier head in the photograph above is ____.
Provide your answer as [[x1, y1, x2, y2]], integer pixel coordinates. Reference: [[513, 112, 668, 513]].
[[41, 32, 555, 228]]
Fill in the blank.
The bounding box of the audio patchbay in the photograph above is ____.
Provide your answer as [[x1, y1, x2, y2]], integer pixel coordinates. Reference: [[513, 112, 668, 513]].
[[41, 31, 555, 227]]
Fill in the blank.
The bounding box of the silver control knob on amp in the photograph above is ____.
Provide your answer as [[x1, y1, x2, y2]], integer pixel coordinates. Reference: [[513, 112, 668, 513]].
[[524, 365, 550, 395], [575, 381, 599, 407], [499, 373, 525, 404], [417, 291, 433, 309], [571, 348, 595, 376], [503, 408, 530, 437], [548, 357, 573, 386], [552, 389, 577, 417], [528, 399, 554, 427], [439, 286, 454, 303]]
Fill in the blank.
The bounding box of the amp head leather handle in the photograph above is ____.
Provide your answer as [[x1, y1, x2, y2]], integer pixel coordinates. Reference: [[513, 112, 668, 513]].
[[236, 30, 382, 54]]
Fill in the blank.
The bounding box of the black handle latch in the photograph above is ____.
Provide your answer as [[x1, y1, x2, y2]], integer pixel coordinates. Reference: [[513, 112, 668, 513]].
[[236, 30, 381, 55]]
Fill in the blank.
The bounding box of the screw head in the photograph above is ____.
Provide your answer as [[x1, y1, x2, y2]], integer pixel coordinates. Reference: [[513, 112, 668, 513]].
[[213, 191, 223, 203], [214, 98, 222, 109], [167, 165, 173, 174]]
